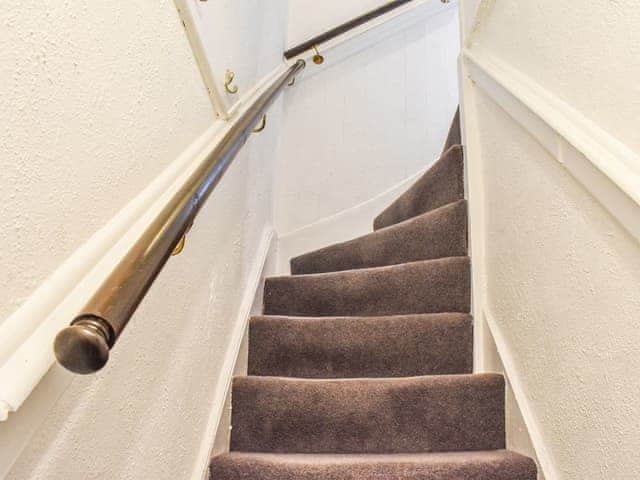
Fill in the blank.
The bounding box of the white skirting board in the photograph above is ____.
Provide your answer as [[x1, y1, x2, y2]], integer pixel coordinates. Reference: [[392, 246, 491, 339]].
[[190, 228, 275, 480], [482, 308, 559, 480]]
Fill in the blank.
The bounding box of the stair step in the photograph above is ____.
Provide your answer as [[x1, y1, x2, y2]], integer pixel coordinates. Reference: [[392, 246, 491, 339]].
[[442, 106, 461, 155], [264, 257, 470, 317], [374, 145, 464, 230], [248, 313, 473, 378], [230, 374, 505, 454], [210, 450, 537, 480], [291, 200, 467, 275]]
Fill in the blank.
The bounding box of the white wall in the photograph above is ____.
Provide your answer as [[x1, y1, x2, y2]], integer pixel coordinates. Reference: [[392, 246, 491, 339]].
[[287, 0, 389, 47], [275, 6, 460, 234], [0, 1, 289, 478], [471, 0, 640, 154], [461, 1, 640, 478], [0, 0, 213, 324]]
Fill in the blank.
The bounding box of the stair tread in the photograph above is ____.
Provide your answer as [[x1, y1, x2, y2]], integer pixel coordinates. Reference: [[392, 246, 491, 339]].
[[230, 374, 505, 454], [374, 145, 464, 230], [264, 257, 471, 317], [291, 200, 467, 275], [210, 449, 537, 480], [249, 313, 473, 378]]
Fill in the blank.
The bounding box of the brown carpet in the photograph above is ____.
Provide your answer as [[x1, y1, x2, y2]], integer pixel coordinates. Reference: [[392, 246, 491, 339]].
[[374, 145, 465, 231], [249, 313, 473, 378], [211, 451, 537, 480], [291, 200, 468, 275], [209, 108, 537, 479]]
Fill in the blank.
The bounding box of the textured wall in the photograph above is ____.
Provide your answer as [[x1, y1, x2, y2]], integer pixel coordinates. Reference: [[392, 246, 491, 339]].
[[476, 90, 640, 479], [1, 0, 288, 478], [471, 0, 640, 153], [0, 0, 214, 322], [461, 2, 640, 477], [275, 8, 460, 234]]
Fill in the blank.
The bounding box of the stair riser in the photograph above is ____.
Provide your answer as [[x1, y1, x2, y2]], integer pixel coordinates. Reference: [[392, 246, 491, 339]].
[[231, 375, 505, 454], [264, 257, 471, 317], [249, 314, 473, 378], [291, 200, 468, 275], [211, 451, 537, 480]]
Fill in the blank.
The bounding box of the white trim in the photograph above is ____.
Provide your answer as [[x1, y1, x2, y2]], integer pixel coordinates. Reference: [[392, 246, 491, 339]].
[[173, 0, 230, 120], [286, 0, 459, 83], [463, 47, 640, 241], [457, 56, 489, 372], [190, 228, 274, 480], [483, 308, 559, 480], [0, 66, 290, 421]]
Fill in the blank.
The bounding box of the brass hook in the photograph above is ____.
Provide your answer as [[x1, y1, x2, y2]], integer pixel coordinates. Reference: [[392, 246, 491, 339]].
[[224, 70, 238, 94], [172, 234, 186, 256], [172, 222, 193, 256], [253, 114, 267, 133], [312, 45, 324, 65]]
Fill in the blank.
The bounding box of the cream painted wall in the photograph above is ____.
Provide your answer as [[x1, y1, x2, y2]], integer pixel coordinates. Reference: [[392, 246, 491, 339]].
[[275, 7, 460, 234], [470, 0, 640, 156], [287, 0, 389, 47], [0, 0, 213, 323], [0, 0, 289, 478], [477, 91, 640, 479], [460, 2, 640, 478]]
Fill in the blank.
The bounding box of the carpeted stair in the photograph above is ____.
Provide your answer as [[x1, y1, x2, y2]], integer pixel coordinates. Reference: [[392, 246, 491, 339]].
[[210, 108, 538, 479]]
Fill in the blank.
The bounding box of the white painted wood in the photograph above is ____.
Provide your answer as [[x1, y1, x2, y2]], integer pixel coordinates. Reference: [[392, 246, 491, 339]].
[[463, 48, 640, 241], [191, 229, 274, 480], [174, 0, 231, 119], [457, 58, 488, 372]]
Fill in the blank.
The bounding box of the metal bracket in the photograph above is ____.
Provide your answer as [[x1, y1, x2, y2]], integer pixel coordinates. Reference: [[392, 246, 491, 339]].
[[312, 45, 325, 65]]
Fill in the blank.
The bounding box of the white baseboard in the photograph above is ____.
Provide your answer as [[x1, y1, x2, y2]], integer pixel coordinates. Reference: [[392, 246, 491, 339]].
[[483, 308, 559, 480], [190, 228, 275, 480]]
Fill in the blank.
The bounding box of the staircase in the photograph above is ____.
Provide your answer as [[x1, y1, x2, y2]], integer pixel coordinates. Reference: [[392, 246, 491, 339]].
[[209, 110, 538, 479]]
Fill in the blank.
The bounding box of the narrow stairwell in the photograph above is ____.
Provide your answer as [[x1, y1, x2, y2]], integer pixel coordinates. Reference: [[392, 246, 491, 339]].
[[210, 110, 538, 479]]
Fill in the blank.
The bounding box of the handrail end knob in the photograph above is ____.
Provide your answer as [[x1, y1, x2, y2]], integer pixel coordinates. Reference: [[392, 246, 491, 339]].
[[54, 317, 113, 374]]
